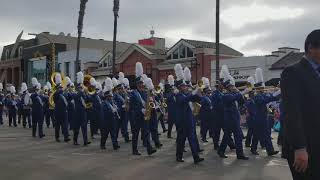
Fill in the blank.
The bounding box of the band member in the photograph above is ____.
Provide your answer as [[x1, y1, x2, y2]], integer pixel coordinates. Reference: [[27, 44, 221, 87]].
[[30, 78, 45, 138], [165, 75, 176, 139], [53, 74, 70, 142], [184, 67, 203, 153], [155, 83, 167, 133], [7, 86, 18, 127], [64, 77, 74, 130], [250, 68, 280, 156], [244, 77, 256, 147], [211, 66, 236, 150], [21, 83, 32, 128], [199, 77, 213, 143], [113, 74, 130, 142], [46, 82, 55, 128], [0, 83, 4, 125], [100, 77, 120, 150], [17, 93, 23, 125], [145, 78, 162, 149], [88, 77, 99, 139], [130, 62, 157, 155], [217, 67, 249, 160], [73, 72, 90, 146], [174, 64, 204, 164], [41, 84, 50, 128]]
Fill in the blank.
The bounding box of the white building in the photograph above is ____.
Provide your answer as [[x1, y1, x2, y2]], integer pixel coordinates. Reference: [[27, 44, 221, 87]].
[[211, 47, 302, 86], [58, 48, 103, 81]]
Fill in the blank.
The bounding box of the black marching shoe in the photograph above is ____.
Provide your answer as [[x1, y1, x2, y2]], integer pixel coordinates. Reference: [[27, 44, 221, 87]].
[[183, 149, 187, 152], [148, 148, 157, 155], [202, 139, 209, 143], [125, 138, 131, 143], [84, 142, 91, 146], [251, 150, 259, 155], [39, 134, 46, 138], [133, 151, 142, 156], [73, 141, 80, 145], [167, 135, 173, 139], [176, 158, 185, 163], [237, 155, 249, 160], [156, 143, 163, 149], [163, 129, 168, 133], [113, 145, 120, 150], [100, 146, 106, 150], [198, 149, 204, 153], [214, 144, 220, 151], [268, 151, 279, 156], [217, 151, 228, 158], [194, 157, 205, 164], [56, 139, 61, 142], [64, 138, 71, 142]]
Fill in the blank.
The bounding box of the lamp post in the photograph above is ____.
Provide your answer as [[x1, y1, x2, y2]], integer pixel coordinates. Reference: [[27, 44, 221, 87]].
[[75, 0, 88, 75], [215, 0, 220, 81], [112, 0, 120, 75], [28, 33, 56, 76]]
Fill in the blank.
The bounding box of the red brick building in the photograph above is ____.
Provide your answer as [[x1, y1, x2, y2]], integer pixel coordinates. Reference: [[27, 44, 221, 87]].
[[90, 37, 243, 85]]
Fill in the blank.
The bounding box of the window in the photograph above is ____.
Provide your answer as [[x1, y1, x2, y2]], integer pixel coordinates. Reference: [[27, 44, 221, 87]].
[[172, 49, 178, 59], [5, 49, 10, 60], [57, 63, 61, 72], [179, 45, 186, 59], [18, 46, 23, 57], [65, 62, 70, 76], [187, 47, 194, 57], [108, 55, 112, 66], [167, 54, 172, 60]]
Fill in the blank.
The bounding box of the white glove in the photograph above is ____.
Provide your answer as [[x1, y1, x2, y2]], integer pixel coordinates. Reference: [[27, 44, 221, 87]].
[[192, 87, 201, 95], [173, 88, 179, 94], [273, 89, 281, 97], [142, 108, 146, 115]]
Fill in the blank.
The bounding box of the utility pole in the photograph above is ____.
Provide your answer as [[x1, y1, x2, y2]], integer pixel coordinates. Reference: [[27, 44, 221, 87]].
[[75, 0, 88, 75], [215, 0, 220, 81], [112, 0, 120, 75]]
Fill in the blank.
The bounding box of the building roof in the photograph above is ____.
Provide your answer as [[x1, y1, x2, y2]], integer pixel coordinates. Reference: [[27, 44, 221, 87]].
[[270, 52, 304, 70], [182, 39, 243, 57]]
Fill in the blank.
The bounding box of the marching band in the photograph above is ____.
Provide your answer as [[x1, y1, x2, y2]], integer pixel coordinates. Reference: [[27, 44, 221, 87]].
[[0, 62, 282, 164]]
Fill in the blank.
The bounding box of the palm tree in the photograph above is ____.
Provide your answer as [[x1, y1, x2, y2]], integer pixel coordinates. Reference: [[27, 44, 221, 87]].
[[112, 0, 120, 74], [75, 0, 88, 74]]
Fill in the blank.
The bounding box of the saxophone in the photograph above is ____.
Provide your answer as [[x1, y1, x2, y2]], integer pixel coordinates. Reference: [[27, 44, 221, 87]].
[[144, 90, 156, 121]]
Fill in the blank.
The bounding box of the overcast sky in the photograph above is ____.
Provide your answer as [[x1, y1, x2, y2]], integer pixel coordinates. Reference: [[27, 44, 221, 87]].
[[0, 0, 319, 56]]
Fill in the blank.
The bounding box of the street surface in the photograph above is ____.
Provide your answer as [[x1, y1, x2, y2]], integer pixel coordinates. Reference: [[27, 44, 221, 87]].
[[0, 119, 292, 180]]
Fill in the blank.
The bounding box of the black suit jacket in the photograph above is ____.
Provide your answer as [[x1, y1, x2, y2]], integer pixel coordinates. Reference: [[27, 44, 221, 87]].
[[281, 58, 320, 159]]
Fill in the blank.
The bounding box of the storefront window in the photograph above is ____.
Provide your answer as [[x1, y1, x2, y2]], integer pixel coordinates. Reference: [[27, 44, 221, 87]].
[[29, 58, 47, 85], [187, 47, 194, 57], [179, 45, 186, 59], [173, 49, 178, 59]]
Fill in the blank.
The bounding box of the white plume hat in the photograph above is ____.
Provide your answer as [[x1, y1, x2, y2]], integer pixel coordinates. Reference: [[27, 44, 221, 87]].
[[174, 64, 184, 81], [65, 76, 72, 86], [183, 67, 192, 82], [220, 65, 230, 82], [46, 82, 52, 90], [55, 73, 62, 85], [0, 83, 3, 90], [21, 82, 28, 92], [135, 62, 144, 78], [123, 78, 130, 87], [10, 86, 16, 94], [167, 75, 175, 86], [255, 68, 264, 84], [90, 77, 96, 87], [76, 72, 84, 85], [31, 77, 38, 87], [145, 78, 154, 90], [43, 85, 49, 91], [112, 78, 119, 88], [103, 77, 113, 94]]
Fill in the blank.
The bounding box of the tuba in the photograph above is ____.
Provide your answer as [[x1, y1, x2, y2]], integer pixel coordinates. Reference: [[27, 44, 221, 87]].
[[49, 72, 66, 108], [83, 74, 96, 109]]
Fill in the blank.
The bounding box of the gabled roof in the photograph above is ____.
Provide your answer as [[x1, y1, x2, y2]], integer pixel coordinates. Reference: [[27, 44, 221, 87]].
[[116, 44, 166, 64], [270, 52, 304, 70], [167, 39, 243, 57]]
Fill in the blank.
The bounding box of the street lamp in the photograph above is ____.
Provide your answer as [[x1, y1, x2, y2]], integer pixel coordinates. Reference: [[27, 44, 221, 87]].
[[75, 0, 88, 75], [28, 33, 56, 75], [215, 0, 220, 81], [112, 0, 120, 75]]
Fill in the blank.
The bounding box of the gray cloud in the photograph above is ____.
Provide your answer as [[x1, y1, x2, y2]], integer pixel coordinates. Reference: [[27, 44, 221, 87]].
[[0, 0, 319, 56]]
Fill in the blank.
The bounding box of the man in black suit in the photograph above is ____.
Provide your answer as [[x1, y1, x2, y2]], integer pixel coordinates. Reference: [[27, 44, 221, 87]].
[[281, 30, 320, 180]]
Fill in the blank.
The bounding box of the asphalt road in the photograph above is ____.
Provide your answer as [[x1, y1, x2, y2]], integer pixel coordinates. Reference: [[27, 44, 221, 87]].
[[0, 119, 292, 180]]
